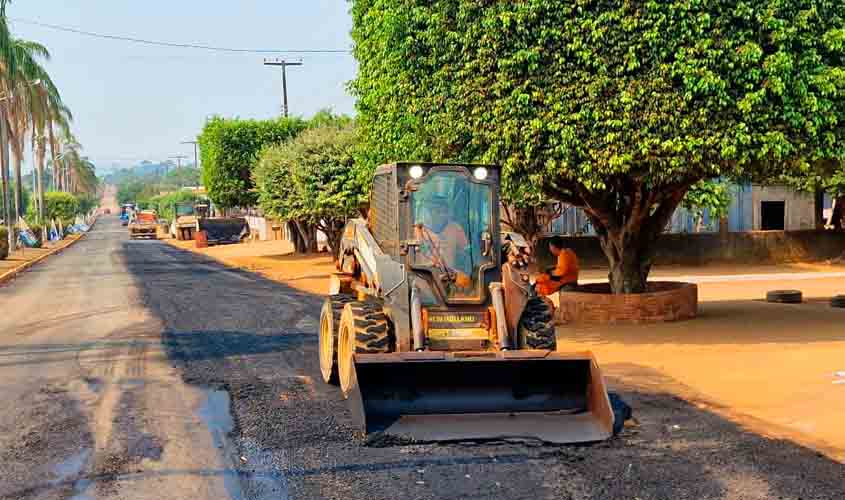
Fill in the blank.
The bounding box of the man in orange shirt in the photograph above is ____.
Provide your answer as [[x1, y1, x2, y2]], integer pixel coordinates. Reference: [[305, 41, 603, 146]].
[[535, 236, 579, 296]]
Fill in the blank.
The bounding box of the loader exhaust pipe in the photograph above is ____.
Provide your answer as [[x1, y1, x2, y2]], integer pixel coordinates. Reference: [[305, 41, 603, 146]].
[[489, 282, 510, 350], [411, 286, 425, 351]]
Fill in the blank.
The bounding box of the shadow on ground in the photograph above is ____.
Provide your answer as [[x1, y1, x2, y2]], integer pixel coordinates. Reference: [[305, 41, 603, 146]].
[[105, 239, 845, 500]]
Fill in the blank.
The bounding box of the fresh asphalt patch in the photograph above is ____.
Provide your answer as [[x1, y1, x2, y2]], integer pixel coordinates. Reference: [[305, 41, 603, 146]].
[[124, 240, 845, 500]]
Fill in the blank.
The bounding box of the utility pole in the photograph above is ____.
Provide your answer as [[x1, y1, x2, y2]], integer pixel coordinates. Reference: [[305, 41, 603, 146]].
[[180, 141, 198, 169], [263, 59, 303, 117], [169, 155, 188, 170]]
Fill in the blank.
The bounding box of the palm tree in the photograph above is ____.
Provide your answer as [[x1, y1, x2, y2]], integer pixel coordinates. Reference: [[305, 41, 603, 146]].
[[0, 1, 74, 249], [30, 75, 71, 232], [4, 38, 57, 219]]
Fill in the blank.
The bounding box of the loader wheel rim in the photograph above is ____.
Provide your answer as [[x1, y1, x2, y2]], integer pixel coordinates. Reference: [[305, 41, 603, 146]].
[[338, 316, 353, 397], [318, 304, 335, 384]]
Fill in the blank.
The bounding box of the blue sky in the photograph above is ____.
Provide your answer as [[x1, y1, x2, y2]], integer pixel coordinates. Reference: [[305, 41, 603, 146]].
[[8, 1, 357, 173]]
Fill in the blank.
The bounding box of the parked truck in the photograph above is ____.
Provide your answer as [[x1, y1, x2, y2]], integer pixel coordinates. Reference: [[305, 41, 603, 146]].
[[128, 210, 158, 240], [169, 201, 209, 240]]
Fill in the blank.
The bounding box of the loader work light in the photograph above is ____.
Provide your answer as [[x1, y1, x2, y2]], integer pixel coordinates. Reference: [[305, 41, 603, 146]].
[[409, 165, 425, 179], [473, 167, 489, 180]]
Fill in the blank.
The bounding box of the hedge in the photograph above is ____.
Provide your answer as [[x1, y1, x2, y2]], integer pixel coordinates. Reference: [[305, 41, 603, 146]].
[[199, 116, 307, 208]]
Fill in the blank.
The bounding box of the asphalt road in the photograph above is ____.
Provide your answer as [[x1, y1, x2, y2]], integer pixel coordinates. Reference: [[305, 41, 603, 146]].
[[1, 216, 844, 500]]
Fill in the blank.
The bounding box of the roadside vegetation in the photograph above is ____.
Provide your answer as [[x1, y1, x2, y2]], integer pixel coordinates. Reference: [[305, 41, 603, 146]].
[[254, 118, 361, 256], [0, 0, 99, 254], [349, 0, 845, 293], [199, 116, 307, 209], [115, 165, 202, 207]]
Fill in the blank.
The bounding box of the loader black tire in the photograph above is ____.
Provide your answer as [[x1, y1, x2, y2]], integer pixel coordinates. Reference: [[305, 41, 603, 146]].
[[831, 295, 845, 308], [517, 297, 556, 350], [337, 300, 393, 397], [318, 294, 356, 385]]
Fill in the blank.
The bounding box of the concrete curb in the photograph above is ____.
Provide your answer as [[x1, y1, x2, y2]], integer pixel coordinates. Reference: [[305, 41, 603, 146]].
[[0, 218, 97, 287]]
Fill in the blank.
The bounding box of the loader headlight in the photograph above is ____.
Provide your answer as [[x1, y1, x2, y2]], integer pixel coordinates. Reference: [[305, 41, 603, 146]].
[[473, 167, 489, 181], [409, 165, 425, 179]]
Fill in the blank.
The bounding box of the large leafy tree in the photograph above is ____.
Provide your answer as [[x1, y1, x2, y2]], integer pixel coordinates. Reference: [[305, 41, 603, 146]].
[[198, 116, 307, 209], [254, 120, 362, 257], [351, 0, 845, 293]]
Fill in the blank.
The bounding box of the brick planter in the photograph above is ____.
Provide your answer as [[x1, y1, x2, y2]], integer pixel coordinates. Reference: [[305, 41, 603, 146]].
[[556, 282, 698, 324]]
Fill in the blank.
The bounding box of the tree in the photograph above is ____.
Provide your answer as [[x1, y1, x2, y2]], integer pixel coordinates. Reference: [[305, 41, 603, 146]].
[[117, 180, 147, 206], [351, 0, 845, 293], [500, 176, 567, 251], [254, 121, 363, 257], [681, 180, 732, 233], [198, 116, 307, 209], [146, 190, 201, 222], [162, 166, 201, 189], [40, 191, 79, 226]]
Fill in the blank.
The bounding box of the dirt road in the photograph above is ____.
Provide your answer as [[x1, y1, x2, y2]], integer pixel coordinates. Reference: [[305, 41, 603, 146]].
[[2, 217, 844, 500]]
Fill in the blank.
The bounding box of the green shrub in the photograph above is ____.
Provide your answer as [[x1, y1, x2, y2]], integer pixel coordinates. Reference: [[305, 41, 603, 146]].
[[76, 194, 98, 215], [199, 116, 307, 208], [42, 191, 80, 227], [151, 191, 202, 222]]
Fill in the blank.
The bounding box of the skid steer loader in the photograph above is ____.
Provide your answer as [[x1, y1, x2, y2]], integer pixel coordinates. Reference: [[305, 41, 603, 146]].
[[319, 162, 616, 443]]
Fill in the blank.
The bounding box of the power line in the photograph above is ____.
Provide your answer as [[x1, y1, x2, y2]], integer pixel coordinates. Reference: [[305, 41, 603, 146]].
[[10, 17, 352, 55]]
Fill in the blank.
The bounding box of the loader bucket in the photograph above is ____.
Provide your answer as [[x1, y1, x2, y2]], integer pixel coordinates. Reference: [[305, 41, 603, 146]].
[[347, 351, 615, 444]]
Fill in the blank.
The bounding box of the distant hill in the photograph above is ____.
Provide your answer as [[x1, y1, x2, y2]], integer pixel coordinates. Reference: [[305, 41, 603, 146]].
[[102, 160, 194, 185]]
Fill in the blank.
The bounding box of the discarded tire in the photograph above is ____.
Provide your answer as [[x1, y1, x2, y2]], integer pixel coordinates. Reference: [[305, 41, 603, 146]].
[[832, 295, 845, 308], [766, 290, 803, 304]]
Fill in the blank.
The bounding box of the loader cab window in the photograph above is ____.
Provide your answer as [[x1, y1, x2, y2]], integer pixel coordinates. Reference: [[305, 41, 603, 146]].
[[175, 204, 195, 217], [412, 170, 493, 300]]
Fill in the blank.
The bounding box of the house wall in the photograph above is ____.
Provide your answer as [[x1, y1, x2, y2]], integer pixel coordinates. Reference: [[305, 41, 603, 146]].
[[751, 185, 815, 231], [536, 230, 845, 269]]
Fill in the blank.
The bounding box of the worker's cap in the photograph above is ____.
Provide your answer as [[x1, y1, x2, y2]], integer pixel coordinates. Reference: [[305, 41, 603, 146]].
[[428, 194, 450, 207]]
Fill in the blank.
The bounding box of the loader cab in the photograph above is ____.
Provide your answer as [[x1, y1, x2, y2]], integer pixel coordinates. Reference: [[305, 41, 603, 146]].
[[370, 162, 501, 307]]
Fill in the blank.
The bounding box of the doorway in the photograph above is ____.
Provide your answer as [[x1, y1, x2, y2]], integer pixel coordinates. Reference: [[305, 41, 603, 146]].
[[760, 201, 785, 230]]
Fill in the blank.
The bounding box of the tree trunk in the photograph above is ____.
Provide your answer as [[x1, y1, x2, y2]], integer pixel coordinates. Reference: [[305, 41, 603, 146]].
[[597, 230, 652, 294], [287, 221, 306, 253], [0, 107, 14, 252], [814, 189, 826, 230], [36, 141, 47, 244], [319, 219, 345, 261], [578, 181, 691, 295], [831, 197, 844, 230], [293, 220, 318, 253], [13, 153, 22, 219]]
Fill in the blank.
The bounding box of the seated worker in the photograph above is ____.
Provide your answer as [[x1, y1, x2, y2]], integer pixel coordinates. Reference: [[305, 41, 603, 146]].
[[415, 195, 473, 289], [535, 236, 579, 296]]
